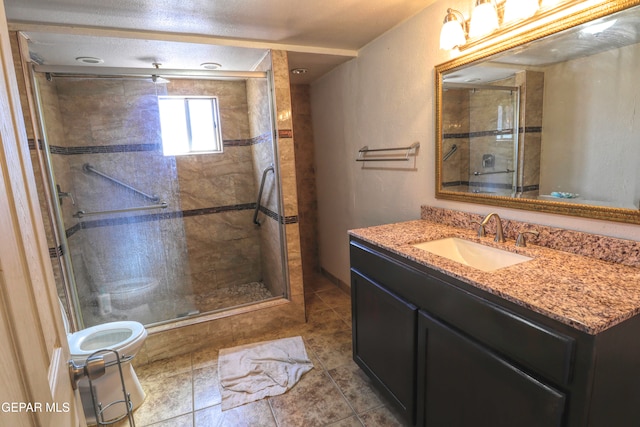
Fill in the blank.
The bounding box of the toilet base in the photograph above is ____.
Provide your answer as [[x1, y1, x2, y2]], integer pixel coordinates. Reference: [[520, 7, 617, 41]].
[[79, 362, 145, 425]]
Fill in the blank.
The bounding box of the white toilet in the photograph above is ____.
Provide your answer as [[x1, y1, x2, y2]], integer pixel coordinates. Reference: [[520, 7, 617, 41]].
[[101, 276, 159, 310], [60, 300, 147, 425]]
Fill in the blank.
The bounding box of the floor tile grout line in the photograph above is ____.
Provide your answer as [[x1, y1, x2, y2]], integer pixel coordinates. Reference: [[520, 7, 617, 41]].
[[325, 365, 361, 425], [266, 397, 280, 427]]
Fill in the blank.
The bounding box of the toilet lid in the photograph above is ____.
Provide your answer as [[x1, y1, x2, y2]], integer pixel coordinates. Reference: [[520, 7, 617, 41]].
[[68, 321, 146, 359]]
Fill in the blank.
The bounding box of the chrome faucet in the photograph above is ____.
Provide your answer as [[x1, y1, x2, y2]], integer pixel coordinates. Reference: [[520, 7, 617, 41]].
[[479, 213, 505, 243]]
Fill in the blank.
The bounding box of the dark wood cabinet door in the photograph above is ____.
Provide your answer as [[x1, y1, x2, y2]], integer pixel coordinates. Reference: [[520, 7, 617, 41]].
[[418, 311, 566, 427], [352, 270, 418, 424]]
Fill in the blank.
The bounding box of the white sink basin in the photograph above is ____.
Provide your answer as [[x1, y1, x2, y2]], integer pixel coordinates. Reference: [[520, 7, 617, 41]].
[[411, 237, 532, 272]]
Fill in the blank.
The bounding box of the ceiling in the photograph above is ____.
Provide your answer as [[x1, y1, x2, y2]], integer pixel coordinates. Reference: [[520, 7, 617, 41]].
[[4, 0, 437, 83]]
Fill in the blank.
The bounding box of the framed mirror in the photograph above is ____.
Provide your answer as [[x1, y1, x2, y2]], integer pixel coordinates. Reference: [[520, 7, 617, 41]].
[[435, 0, 640, 224]]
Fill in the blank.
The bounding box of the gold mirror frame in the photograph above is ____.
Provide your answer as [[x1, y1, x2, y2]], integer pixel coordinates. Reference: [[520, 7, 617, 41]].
[[435, 0, 640, 224]]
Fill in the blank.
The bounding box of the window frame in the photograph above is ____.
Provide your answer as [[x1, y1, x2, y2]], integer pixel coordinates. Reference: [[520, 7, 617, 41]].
[[158, 95, 224, 156]]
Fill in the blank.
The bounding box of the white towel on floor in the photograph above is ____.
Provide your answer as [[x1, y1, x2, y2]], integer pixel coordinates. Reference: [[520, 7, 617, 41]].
[[218, 336, 314, 410]]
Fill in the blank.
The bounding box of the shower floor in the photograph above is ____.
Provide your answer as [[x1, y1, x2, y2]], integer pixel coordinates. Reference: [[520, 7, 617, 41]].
[[82, 281, 274, 327], [193, 281, 274, 314]]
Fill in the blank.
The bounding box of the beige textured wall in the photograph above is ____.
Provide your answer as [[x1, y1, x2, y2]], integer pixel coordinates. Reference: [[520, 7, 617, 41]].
[[311, 0, 640, 287], [540, 43, 640, 208]]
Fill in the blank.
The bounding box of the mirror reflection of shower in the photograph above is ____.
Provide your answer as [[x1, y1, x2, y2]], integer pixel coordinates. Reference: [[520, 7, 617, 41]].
[[441, 82, 520, 197], [32, 67, 287, 328]]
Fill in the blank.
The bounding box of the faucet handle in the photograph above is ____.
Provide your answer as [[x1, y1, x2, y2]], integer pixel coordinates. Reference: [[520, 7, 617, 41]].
[[515, 230, 539, 247], [472, 220, 486, 237]]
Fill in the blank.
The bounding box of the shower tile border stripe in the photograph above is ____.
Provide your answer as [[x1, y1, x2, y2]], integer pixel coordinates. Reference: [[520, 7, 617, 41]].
[[278, 129, 293, 138], [56, 202, 298, 255], [49, 246, 64, 258], [443, 126, 542, 139], [258, 205, 298, 224], [441, 181, 539, 193], [29, 133, 272, 155]]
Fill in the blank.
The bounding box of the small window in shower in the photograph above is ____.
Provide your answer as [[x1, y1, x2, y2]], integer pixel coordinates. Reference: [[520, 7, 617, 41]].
[[158, 96, 223, 156]]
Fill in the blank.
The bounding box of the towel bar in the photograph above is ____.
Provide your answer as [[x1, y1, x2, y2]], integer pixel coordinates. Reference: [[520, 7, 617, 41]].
[[356, 142, 420, 162]]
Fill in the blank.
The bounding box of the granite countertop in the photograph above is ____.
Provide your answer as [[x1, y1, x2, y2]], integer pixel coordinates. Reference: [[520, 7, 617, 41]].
[[349, 219, 640, 335]]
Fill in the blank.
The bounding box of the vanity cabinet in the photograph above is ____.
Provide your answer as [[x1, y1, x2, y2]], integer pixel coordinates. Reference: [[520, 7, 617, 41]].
[[350, 237, 640, 427], [351, 271, 417, 423], [418, 311, 565, 427]]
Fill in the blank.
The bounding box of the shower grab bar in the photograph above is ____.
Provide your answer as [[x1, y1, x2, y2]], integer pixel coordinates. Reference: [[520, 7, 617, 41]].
[[253, 164, 275, 226], [443, 144, 458, 161], [472, 169, 515, 176], [73, 202, 168, 218], [83, 163, 160, 203], [356, 142, 420, 162]]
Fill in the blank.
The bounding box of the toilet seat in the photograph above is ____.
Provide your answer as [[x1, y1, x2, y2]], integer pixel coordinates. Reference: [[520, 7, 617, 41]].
[[68, 321, 147, 363]]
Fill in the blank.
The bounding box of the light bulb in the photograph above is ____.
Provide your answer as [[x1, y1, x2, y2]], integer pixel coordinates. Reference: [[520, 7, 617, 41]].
[[469, 0, 499, 39], [440, 9, 467, 50], [503, 0, 540, 23]]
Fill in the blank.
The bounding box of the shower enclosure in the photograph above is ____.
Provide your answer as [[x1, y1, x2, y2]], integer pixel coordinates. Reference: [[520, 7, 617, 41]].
[[441, 83, 520, 196], [31, 68, 288, 329]]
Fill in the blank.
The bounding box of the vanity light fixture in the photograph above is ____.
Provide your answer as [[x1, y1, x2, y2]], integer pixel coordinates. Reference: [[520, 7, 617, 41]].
[[439, 0, 580, 51], [440, 8, 467, 50], [469, 0, 499, 38]]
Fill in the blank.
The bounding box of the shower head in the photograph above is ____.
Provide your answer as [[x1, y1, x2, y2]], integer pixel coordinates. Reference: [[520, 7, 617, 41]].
[[151, 62, 170, 84], [151, 75, 170, 84]]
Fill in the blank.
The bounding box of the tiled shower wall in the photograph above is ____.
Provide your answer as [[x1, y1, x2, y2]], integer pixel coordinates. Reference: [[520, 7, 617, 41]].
[[441, 88, 470, 191], [248, 52, 286, 298], [13, 37, 307, 360], [468, 84, 517, 195], [33, 75, 275, 325], [441, 73, 543, 197], [290, 84, 319, 282]]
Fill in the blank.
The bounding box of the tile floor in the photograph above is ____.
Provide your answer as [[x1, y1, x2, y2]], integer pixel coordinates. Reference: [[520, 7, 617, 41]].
[[111, 274, 407, 427]]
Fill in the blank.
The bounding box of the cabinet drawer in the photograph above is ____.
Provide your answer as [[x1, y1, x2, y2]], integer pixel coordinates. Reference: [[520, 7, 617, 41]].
[[429, 284, 575, 386]]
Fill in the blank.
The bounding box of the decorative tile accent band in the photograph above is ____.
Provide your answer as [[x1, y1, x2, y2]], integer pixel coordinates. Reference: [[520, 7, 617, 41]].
[[258, 205, 298, 224], [31, 134, 272, 155], [442, 181, 514, 190], [49, 245, 64, 258], [421, 205, 640, 268], [28, 139, 41, 150], [65, 223, 82, 239], [518, 184, 540, 192], [278, 129, 293, 138], [441, 182, 539, 192], [56, 202, 298, 256], [50, 143, 161, 155]]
